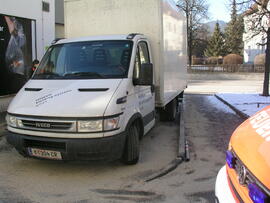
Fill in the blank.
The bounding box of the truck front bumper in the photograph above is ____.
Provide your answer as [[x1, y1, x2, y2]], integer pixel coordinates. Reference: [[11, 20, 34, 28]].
[[6, 131, 126, 161]]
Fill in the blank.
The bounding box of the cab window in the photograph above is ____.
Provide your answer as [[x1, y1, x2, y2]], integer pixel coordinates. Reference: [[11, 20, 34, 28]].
[[133, 41, 150, 80]]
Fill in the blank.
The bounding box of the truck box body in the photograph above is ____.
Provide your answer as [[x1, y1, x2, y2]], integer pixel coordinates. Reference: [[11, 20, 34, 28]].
[[64, 0, 187, 107]]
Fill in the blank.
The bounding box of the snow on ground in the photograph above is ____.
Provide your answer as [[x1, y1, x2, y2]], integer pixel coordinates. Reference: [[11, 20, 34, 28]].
[[206, 96, 236, 115], [216, 93, 270, 117]]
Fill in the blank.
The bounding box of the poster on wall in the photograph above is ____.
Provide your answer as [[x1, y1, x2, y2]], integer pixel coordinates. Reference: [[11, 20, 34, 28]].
[[0, 14, 33, 96]]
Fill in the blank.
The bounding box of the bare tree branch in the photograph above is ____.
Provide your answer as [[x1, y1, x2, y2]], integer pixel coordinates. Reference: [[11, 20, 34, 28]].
[[239, 0, 270, 96], [177, 0, 209, 65]]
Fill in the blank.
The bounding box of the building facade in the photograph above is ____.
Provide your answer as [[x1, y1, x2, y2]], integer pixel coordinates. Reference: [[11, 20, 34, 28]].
[[0, 0, 55, 111], [243, 0, 269, 63], [243, 18, 266, 63], [55, 0, 64, 38]]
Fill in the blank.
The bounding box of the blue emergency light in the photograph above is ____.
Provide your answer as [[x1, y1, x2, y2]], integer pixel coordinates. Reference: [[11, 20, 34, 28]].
[[248, 183, 267, 203], [226, 150, 236, 168]]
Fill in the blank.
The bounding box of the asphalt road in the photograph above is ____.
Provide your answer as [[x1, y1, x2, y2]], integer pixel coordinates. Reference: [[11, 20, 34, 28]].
[[0, 73, 260, 202], [0, 95, 244, 203], [187, 72, 263, 94], [173, 94, 243, 202], [0, 118, 179, 202]]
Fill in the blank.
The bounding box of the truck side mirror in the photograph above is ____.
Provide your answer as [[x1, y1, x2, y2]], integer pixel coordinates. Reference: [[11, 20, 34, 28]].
[[133, 63, 153, 86]]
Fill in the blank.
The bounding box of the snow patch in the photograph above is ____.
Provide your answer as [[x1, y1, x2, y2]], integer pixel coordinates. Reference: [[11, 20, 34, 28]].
[[216, 94, 270, 117], [206, 96, 236, 115]]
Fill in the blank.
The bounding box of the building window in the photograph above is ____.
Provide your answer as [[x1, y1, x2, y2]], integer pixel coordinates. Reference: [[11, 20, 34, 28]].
[[42, 2, 50, 12]]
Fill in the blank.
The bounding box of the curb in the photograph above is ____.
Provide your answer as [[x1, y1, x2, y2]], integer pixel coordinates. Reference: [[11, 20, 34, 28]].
[[214, 94, 249, 119], [145, 99, 187, 182], [178, 99, 188, 160]]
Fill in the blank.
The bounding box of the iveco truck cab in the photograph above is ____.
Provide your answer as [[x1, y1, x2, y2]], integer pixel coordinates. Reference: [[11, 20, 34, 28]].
[[6, 0, 187, 164]]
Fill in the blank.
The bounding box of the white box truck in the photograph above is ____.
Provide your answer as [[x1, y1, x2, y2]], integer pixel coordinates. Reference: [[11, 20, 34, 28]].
[[6, 0, 187, 164]]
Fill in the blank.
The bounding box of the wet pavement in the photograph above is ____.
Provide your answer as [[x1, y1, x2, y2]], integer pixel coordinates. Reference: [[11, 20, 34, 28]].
[[162, 94, 244, 202], [0, 93, 244, 202]]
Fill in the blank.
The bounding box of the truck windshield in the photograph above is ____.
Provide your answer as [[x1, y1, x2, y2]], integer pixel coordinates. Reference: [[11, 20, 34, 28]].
[[33, 40, 133, 79]]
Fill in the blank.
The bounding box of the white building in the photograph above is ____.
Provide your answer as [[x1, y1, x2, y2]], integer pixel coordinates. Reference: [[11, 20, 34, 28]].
[[243, 28, 266, 63], [0, 0, 55, 60], [0, 0, 56, 112], [243, 0, 269, 63], [55, 0, 64, 38]]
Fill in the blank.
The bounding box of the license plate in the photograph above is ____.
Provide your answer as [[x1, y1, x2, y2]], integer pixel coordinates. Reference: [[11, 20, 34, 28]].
[[28, 148, 62, 160]]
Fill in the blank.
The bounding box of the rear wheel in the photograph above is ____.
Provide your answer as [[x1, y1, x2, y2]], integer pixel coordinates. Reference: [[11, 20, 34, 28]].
[[122, 123, 140, 165], [159, 98, 177, 121]]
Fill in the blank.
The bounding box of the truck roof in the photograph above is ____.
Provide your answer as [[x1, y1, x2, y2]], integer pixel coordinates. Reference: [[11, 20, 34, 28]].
[[54, 34, 142, 45]]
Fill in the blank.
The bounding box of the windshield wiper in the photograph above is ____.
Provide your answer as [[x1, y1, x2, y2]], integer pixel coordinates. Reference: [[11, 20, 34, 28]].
[[64, 72, 105, 78]]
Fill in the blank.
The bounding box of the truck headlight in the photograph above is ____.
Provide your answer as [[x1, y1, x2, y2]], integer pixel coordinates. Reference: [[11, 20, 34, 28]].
[[77, 120, 103, 132], [104, 116, 120, 131], [17, 119, 24, 128], [77, 116, 120, 132], [6, 114, 17, 127]]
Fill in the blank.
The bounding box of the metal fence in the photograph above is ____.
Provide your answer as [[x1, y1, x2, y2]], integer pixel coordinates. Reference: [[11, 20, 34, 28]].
[[188, 64, 265, 73]]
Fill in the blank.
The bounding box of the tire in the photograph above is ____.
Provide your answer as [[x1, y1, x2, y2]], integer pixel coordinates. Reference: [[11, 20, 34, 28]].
[[159, 98, 177, 121], [122, 123, 140, 165]]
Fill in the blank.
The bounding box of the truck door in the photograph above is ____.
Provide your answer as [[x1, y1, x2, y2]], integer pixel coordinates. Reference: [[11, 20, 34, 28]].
[[134, 41, 155, 131]]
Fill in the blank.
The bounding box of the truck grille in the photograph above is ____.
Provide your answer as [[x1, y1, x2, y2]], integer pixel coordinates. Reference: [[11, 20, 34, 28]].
[[22, 120, 72, 130], [16, 117, 76, 132]]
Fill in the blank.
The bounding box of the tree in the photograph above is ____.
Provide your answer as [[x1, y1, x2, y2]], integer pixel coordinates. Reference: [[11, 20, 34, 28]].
[[204, 23, 225, 57], [192, 24, 210, 57], [237, 0, 270, 96], [177, 0, 209, 65], [224, 0, 245, 55]]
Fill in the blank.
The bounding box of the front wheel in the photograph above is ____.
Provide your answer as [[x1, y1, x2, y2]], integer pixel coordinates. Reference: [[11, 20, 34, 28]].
[[122, 123, 140, 165]]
